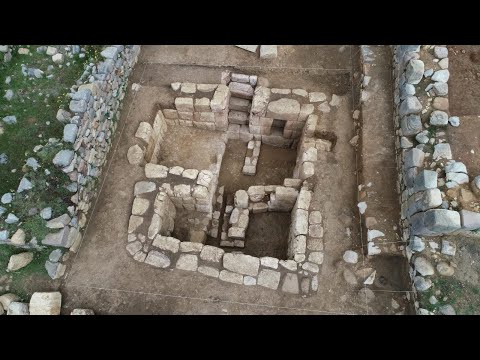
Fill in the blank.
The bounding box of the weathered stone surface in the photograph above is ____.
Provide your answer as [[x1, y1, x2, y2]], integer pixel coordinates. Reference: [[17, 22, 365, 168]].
[[406, 59, 424, 84], [219, 270, 244, 284], [460, 210, 480, 230], [257, 269, 281, 290], [46, 214, 71, 229], [176, 254, 198, 271], [229, 82, 254, 99], [404, 148, 425, 168], [29, 292, 62, 315], [200, 245, 224, 263], [145, 250, 171, 268], [414, 257, 435, 276], [181, 82, 196, 94], [247, 186, 265, 202], [198, 266, 220, 278], [63, 124, 78, 143], [309, 211, 322, 224], [433, 143, 452, 161], [293, 209, 309, 236], [42, 227, 72, 248], [400, 115, 422, 136], [0, 294, 20, 311], [145, 163, 168, 179], [7, 302, 29, 315], [441, 240, 456, 256], [260, 45, 277, 59], [223, 253, 259, 276], [148, 213, 162, 239], [134, 181, 156, 195], [437, 261, 455, 276], [45, 261, 66, 280], [434, 46, 448, 59], [132, 197, 149, 215], [211, 85, 229, 112], [135, 122, 152, 143], [243, 276, 257, 286], [152, 235, 180, 253], [7, 252, 34, 271], [235, 45, 259, 53], [260, 256, 279, 269], [279, 259, 297, 271], [399, 96, 422, 116], [71, 309, 95, 315], [126, 241, 143, 256], [197, 170, 212, 187], [281, 273, 299, 294], [432, 97, 449, 111], [302, 262, 320, 273], [438, 304, 456, 315], [234, 190, 249, 209], [414, 276, 432, 291], [182, 168, 199, 180], [175, 97, 194, 112], [180, 242, 204, 253], [430, 110, 449, 126], [308, 252, 324, 265], [431, 69, 449, 83], [127, 145, 144, 165], [343, 250, 358, 264], [10, 229, 26, 245], [433, 82, 448, 96], [127, 215, 143, 234], [53, 150, 74, 168], [266, 98, 300, 121]]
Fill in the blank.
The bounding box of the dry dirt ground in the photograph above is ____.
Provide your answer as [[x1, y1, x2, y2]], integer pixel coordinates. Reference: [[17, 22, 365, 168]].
[[55, 46, 411, 314]]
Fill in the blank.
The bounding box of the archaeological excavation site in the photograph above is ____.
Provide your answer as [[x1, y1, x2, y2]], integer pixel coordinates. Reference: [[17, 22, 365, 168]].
[[1, 45, 480, 315]]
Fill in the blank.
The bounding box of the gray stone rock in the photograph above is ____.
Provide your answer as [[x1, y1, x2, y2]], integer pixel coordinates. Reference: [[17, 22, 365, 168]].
[[266, 98, 300, 121], [53, 150, 74, 167], [441, 240, 456, 256], [40, 207, 52, 220], [25, 157, 39, 171], [29, 292, 62, 315], [0, 293, 20, 311], [145, 250, 171, 268], [437, 261, 454, 276], [56, 109, 71, 123], [5, 213, 19, 224], [69, 99, 87, 113], [127, 145, 144, 165], [234, 190, 249, 209], [49, 249, 63, 262], [63, 124, 78, 143], [101, 46, 119, 59], [449, 116, 460, 127], [433, 143, 452, 161], [434, 46, 448, 59], [399, 96, 422, 116], [219, 270, 243, 284], [460, 210, 480, 230], [17, 176, 33, 193], [200, 245, 224, 263], [176, 254, 198, 271], [260, 45, 277, 59], [1, 192, 12, 204], [46, 214, 71, 229], [431, 70, 449, 83], [7, 252, 34, 271], [404, 148, 425, 168], [0, 153, 7, 164], [430, 110, 449, 126], [414, 276, 432, 291], [445, 161, 467, 174], [409, 236, 425, 252], [2, 115, 17, 124], [152, 236, 180, 253], [260, 256, 279, 269], [406, 59, 424, 84], [257, 269, 281, 290], [45, 260, 66, 279], [42, 227, 71, 248], [134, 181, 156, 195], [7, 302, 30, 315], [438, 304, 456, 315], [223, 253, 259, 276], [433, 82, 448, 96], [0, 229, 9, 241], [281, 273, 299, 294], [414, 257, 434, 276], [414, 170, 437, 192], [400, 115, 422, 136], [343, 250, 358, 263]]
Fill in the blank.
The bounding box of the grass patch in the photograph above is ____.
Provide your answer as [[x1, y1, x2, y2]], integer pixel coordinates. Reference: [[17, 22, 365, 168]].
[[418, 277, 480, 315], [0, 244, 53, 301]]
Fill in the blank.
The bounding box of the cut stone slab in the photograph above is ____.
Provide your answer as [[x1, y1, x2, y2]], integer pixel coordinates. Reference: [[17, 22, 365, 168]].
[[200, 245, 224, 263], [343, 250, 358, 264], [134, 181, 156, 195], [235, 45, 259, 53], [46, 214, 71, 229], [260, 256, 279, 269], [281, 273, 299, 294], [176, 254, 198, 272], [29, 292, 62, 315], [414, 257, 435, 276], [219, 270, 244, 284], [310, 92, 327, 103], [152, 235, 180, 253], [71, 309, 95, 315], [257, 269, 281, 290], [7, 252, 34, 271], [132, 198, 149, 216], [223, 253, 259, 277], [198, 266, 220, 278], [412, 209, 461, 235], [7, 302, 29, 315], [399, 96, 422, 116], [127, 145, 144, 165], [260, 45, 277, 59], [460, 210, 480, 230], [145, 163, 168, 178], [266, 98, 300, 121], [430, 110, 449, 126], [145, 250, 171, 268], [433, 143, 452, 161], [229, 82, 254, 99]]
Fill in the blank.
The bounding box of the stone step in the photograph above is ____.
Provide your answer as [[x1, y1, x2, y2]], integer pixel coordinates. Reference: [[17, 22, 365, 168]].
[[229, 97, 251, 112], [228, 110, 249, 125], [229, 82, 254, 100]]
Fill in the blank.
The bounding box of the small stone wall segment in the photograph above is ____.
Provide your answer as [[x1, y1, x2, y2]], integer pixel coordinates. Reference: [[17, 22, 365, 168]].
[[392, 45, 480, 315], [242, 140, 261, 175]]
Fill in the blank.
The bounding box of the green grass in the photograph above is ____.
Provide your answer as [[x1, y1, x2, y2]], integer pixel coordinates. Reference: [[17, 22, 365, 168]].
[[0, 244, 53, 301], [418, 277, 480, 315]]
